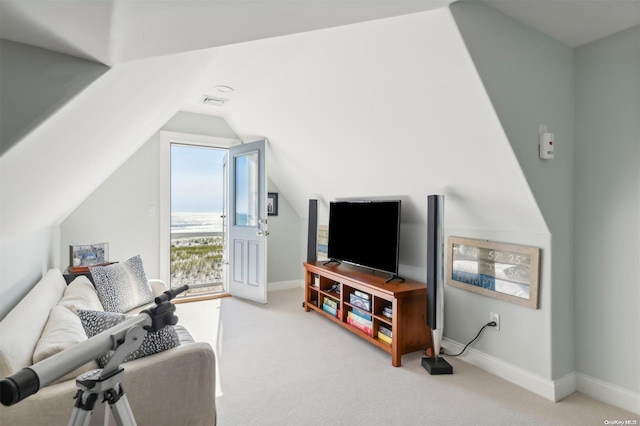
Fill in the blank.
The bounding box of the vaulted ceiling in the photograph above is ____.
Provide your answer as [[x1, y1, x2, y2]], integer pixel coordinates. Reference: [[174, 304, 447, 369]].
[[0, 0, 454, 66], [1, 0, 638, 239], [2, 0, 638, 67], [2, 0, 638, 119]]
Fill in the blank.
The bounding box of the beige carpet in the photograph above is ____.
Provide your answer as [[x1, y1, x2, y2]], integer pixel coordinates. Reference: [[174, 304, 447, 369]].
[[180, 288, 638, 426]]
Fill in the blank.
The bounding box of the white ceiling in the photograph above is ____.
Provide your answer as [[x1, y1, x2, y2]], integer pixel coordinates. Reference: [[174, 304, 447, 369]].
[[482, 0, 640, 48], [1, 0, 639, 67], [0, 0, 453, 65], [2, 0, 636, 239]]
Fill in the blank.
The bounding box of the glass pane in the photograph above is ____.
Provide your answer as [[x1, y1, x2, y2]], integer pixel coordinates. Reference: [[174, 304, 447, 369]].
[[234, 151, 259, 227], [170, 144, 226, 296]]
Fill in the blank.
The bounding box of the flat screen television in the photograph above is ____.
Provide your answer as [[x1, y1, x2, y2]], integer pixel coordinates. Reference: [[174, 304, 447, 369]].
[[327, 200, 401, 280]]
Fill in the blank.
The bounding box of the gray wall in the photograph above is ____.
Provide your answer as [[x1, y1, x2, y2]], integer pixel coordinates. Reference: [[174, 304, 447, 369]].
[[162, 111, 239, 139], [266, 180, 302, 285], [574, 26, 640, 394], [0, 39, 105, 319], [0, 227, 57, 319], [60, 132, 162, 275], [0, 40, 108, 155], [60, 112, 236, 279], [451, 1, 575, 380]]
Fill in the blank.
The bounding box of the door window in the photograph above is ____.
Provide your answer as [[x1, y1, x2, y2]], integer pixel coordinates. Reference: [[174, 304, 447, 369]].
[[234, 151, 259, 227]]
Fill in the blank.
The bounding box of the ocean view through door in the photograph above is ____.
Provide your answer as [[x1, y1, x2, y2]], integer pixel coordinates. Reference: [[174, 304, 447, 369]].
[[170, 143, 227, 297]]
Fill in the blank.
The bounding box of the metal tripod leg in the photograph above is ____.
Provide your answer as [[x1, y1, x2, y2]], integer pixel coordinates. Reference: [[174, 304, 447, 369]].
[[68, 384, 137, 426], [105, 384, 136, 426], [68, 389, 100, 426], [69, 368, 137, 426]]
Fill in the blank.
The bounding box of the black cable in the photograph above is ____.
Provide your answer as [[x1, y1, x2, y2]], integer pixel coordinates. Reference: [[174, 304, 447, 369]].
[[442, 321, 497, 357]]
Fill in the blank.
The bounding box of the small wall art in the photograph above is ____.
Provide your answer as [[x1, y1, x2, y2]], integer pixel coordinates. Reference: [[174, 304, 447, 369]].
[[267, 192, 278, 216]]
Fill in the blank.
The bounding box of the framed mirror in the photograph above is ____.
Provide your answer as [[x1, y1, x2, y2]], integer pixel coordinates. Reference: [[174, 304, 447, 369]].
[[446, 236, 540, 309]]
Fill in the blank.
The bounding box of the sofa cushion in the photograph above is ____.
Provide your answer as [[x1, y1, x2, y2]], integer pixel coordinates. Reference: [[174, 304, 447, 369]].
[[33, 305, 99, 383], [58, 275, 104, 314], [90, 255, 153, 313], [78, 310, 180, 368], [0, 269, 68, 378]]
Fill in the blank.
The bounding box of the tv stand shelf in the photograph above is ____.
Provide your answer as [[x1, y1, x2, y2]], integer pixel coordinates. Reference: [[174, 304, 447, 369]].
[[304, 261, 433, 366]]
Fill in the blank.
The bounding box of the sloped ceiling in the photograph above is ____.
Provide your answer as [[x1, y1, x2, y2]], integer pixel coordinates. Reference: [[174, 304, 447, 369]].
[[0, 48, 221, 239], [2, 0, 638, 67], [1, 0, 637, 240], [0, 0, 453, 66], [201, 8, 547, 237], [1, 0, 455, 239]]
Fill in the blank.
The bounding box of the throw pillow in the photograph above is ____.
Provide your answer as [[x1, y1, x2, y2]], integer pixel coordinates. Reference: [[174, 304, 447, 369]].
[[90, 255, 153, 313], [78, 310, 180, 368], [33, 305, 99, 383], [59, 275, 104, 314]]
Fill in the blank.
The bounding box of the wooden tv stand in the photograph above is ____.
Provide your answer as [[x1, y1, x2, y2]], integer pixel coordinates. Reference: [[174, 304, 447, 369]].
[[304, 261, 433, 366]]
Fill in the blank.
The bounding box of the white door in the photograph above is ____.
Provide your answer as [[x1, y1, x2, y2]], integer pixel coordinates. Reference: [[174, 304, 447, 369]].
[[227, 140, 268, 303]]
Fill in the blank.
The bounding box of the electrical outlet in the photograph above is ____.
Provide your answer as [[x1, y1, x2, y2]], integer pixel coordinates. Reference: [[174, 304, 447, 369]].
[[490, 312, 500, 330]]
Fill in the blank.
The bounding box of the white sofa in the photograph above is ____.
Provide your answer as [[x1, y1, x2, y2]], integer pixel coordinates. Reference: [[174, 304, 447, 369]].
[[0, 269, 216, 426]]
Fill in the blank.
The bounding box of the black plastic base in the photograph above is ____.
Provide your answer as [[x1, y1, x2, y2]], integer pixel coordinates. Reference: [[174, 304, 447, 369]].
[[422, 357, 453, 375]]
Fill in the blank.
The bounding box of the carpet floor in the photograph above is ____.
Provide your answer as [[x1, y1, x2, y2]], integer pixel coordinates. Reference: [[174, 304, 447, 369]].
[[184, 288, 638, 426]]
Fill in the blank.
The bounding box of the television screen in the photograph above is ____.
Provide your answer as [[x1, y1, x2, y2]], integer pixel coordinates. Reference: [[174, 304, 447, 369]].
[[327, 201, 401, 275]]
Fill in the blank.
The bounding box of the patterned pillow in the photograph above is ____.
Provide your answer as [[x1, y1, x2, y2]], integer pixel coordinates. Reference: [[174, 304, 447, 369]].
[[90, 255, 153, 313], [78, 310, 180, 368]]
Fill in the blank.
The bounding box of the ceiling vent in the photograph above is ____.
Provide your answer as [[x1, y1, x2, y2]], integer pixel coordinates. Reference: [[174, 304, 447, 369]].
[[200, 95, 227, 106]]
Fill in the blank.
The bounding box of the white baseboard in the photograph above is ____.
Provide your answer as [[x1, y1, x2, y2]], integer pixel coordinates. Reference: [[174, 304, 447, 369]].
[[442, 338, 640, 414], [268, 280, 303, 292], [554, 372, 577, 401], [441, 338, 572, 402], [576, 373, 640, 415]]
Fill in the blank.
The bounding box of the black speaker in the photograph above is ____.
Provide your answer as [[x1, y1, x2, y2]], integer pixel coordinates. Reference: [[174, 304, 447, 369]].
[[307, 199, 318, 263], [426, 195, 440, 330], [424, 194, 452, 374]]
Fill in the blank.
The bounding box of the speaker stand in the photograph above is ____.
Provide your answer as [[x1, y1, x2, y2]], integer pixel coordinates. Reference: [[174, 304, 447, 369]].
[[422, 356, 453, 375]]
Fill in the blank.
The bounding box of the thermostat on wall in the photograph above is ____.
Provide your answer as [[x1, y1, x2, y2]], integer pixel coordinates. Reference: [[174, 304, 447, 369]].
[[539, 132, 554, 159]]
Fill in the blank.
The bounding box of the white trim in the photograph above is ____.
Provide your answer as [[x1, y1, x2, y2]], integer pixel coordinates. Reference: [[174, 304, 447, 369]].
[[268, 279, 303, 292], [441, 338, 564, 401], [442, 338, 639, 413], [159, 131, 239, 286], [554, 372, 577, 401], [576, 373, 640, 414]]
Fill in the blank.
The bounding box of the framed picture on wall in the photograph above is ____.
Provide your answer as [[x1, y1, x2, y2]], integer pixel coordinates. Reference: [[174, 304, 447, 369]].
[[446, 236, 540, 309], [267, 192, 278, 216]]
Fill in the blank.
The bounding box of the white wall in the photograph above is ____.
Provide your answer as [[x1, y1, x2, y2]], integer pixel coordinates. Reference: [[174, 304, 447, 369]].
[[574, 25, 640, 397], [450, 1, 576, 381], [60, 112, 302, 287], [214, 7, 553, 382]]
